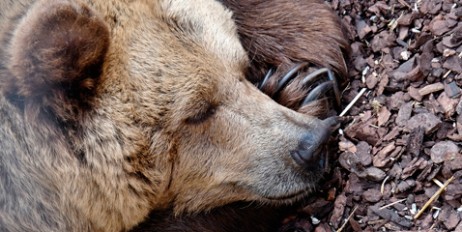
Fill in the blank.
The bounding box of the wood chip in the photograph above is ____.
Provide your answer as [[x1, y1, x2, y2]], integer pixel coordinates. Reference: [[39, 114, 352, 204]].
[[418, 82, 445, 96]]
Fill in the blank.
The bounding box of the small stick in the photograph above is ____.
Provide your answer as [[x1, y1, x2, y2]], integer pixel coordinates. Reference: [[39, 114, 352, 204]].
[[339, 88, 367, 117], [430, 221, 438, 230], [432, 178, 444, 188], [443, 70, 452, 78], [369, 124, 380, 129], [379, 198, 406, 210], [380, 176, 390, 194], [336, 205, 358, 232], [414, 176, 455, 220]]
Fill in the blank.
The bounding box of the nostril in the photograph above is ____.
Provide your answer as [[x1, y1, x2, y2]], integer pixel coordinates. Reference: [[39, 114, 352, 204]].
[[290, 134, 322, 168]]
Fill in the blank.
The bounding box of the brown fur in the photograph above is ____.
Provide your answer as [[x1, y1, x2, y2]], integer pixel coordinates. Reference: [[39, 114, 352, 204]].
[[4, 0, 109, 123], [221, 0, 349, 117], [132, 1, 348, 231], [221, 0, 348, 76], [0, 0, 342, 231], [132, 203, 287, 232]]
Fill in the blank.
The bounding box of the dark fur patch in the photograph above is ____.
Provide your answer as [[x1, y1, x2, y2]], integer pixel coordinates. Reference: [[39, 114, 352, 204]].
[[5, 0, 110, 123], [220, 0, 349, 117], [132, 202, 286, 232], [220, 0, 348, 78]]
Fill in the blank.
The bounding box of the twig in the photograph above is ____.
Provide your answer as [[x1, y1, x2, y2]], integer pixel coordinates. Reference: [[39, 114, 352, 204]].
[[443, 70, 452, 78], [432, 178, 444, 188], [380, 176, 390, 194], [369, 124, 380, 129], [336, 205, 358, 232], [379, 198, 406, 210], [414, 176, 455, 220], [339, 88, 367, 117], [430, 222, 438, 230]]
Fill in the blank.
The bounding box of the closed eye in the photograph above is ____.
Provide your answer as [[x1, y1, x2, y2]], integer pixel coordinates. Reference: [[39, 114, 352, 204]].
[[185, 105, 217, 124]]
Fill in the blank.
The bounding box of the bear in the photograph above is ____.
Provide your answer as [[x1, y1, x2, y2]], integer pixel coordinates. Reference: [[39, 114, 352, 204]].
[[131, 0, 349, 231], [0, 0, 344, 231]]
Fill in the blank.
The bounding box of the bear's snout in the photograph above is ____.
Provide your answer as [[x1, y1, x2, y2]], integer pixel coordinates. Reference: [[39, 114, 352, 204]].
[[290, 116, 340, 169]]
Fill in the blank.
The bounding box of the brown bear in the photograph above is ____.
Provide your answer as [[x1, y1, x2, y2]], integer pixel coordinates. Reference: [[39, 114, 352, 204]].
[[131, 0, 348, 231], [0, 0, 345, 232]]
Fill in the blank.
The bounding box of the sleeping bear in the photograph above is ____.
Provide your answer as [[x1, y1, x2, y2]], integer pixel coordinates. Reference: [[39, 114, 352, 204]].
[[132, 1, 348, 231], [0, 0, 347, 231]]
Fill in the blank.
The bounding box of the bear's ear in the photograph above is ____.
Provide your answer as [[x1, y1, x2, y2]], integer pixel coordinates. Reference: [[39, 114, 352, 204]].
[[6, 0, 109, 116]]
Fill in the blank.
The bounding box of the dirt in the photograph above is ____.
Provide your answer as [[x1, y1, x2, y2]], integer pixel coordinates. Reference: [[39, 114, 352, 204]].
[[287, 0, 462, 231]]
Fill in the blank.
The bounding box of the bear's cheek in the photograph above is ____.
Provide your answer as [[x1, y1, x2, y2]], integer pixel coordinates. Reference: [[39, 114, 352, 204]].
[[168, 109, 313, 205]]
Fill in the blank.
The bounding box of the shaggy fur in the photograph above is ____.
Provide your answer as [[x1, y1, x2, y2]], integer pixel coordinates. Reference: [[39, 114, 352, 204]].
[[132, 1, 348, 231], [0, 0, 343, 231], [221, 0, 348, 117]]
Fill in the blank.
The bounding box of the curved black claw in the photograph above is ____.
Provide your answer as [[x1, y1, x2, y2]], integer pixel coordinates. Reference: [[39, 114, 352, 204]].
[[257, 67, 275, 89], [272, 63, 308, 96], [300, 68, 340, 107], [257, 63, 309, 97], [258, 63, 342, 111], [302, 80, 334, 106]]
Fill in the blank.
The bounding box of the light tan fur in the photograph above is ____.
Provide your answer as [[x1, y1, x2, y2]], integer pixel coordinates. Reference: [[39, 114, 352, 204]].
[[0, 0, 334, 231]]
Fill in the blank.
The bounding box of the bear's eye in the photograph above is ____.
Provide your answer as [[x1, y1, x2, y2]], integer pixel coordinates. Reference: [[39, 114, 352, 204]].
[[185, 105, 217, 124]]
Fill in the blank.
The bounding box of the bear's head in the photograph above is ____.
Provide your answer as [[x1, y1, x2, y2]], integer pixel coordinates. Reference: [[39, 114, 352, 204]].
[[1, 0, 339, 229]]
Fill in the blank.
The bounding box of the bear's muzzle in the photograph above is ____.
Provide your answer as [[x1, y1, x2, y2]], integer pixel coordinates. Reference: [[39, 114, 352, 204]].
[[290, 116, 340, 170]]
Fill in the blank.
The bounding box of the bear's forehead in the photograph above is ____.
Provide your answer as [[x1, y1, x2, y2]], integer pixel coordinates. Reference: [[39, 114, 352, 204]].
[[160, 0, 248, 68], [103, 0, 248, 80]]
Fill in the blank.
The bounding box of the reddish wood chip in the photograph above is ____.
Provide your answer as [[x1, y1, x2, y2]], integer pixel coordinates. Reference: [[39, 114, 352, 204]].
[[443, 55, 462, 73], [371, 30, 396, 53], [369, 205, 413, 228], [437, 92, 459, 117], [420, 0, 442, 14], [373, 142, 396, 168], [408, 86, 423, 101], [438, 206, 461, 230], [362, 188, 382, 203], [406, 113, 442, 135], [377, 106, 391, 127], [430, 141, 460, 164], [356, 19, 372, 39], [364, 167, 386, 181], [396, 102, 414, 127], [444, 157, 462, 171], [430, 17, 452, 36], [418, 82, 445, 96], [339, 139, 357, 153], [356, 141, 372, 166], [402, 157, 429, 180], [330, 193, 347, 229]]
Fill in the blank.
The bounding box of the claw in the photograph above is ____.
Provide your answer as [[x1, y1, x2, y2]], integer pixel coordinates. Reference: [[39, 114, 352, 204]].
[[272, 63, 308, 97], [259, 64, 342, 110], [258, 67, 275, 89], [301, 68, 341, 107], [301, 68, 330, 85], [301, 80, 334, 106]]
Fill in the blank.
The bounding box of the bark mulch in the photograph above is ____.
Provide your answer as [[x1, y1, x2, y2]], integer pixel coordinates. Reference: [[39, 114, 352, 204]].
[[290, 0, 462, 231]]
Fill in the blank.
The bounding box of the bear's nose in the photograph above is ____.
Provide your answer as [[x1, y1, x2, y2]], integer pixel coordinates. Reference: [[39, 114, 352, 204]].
[[290, 116, 340, 168]]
